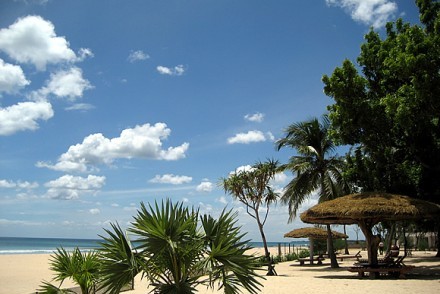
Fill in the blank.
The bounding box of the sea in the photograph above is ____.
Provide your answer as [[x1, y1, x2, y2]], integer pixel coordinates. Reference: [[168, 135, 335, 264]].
[[0, 236, 309, 255]]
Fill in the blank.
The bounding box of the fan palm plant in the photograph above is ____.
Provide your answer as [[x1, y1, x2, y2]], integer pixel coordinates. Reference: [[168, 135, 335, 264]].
[[38, 247, 100, 294], [98, 199, 262, 294], [276, 115, 347, 268]]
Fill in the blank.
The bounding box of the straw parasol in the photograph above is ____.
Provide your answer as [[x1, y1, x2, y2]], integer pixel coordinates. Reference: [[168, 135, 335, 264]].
[[300, 192, 440, 266], [284, 227, 348, 265]]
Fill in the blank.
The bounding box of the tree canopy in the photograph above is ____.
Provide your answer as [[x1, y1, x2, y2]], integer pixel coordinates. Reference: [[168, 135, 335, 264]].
[[322, 0, 440, 204]]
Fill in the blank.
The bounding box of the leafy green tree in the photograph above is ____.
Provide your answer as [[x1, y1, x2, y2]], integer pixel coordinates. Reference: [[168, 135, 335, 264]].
[[276, 116, 347, 268], [98, 200, 262, 294], [38, 248, 100, 294], [322, 0, 440, 255], [221, 159, 279, 275]]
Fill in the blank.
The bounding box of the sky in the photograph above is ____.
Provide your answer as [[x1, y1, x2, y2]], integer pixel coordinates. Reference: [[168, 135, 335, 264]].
[[0, 0, 422, 242]]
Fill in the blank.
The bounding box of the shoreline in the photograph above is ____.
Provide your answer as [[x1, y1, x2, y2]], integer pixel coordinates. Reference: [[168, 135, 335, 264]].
[[1, 249, 439, 294]]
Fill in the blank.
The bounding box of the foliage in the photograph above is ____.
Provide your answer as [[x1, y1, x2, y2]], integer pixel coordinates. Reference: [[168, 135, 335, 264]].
[[322, 0, 440, 204], [221, 159, 280, 274], [98, 200, 263, 294], [38, 248, 100, 294], [276, 115, 347, 268], [276, 116, 347, 220]]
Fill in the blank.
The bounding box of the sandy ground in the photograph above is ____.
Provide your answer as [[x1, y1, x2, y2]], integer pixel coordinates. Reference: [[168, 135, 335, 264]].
[[1, 249, 439, 294]]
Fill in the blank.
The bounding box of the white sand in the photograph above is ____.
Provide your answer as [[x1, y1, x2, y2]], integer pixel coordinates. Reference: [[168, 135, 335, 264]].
[[1, 250, 439, 294]]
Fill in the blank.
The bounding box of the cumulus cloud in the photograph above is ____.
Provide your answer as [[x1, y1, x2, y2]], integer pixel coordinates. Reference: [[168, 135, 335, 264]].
[[0, 15, 78, 70], [227, 130, 273, 144], [77, 48, 94, 61], [244, 112, 264, 123], [157, 65, 185, 76], [0, 179, 39, 189], [44, 174, 106, 200], [89, 208, 100, 215], [31, 67, 92, 101], [128, 50, 149, 62], [149, 174, 192, 185], [196, 181, 213, 193], [37, 122, 189, 173], [0, 59, 30, 94], [326, 0, 398, 28], [0, 101, 54, 136], [217, 196, 228, 205]]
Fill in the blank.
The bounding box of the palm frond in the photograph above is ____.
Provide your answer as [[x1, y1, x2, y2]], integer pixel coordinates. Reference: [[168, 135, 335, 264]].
[[98, 223, 142, 294]]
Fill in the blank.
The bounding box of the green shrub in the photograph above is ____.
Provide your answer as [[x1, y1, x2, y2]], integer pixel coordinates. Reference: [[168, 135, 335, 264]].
[[418, 238, 429, 251], [298, 249, 310, 258]]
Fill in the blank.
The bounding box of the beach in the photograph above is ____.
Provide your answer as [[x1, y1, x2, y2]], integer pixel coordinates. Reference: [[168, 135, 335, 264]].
[[1, 249, 439, 294]]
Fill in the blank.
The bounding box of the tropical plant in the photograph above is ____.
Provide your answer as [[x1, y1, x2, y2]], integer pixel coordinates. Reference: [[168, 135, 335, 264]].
[[98, 200, 262, 294], [276, 116, 347, 268], [38, 247, 101, 294], [322, 0, 440, 255], [221, 159, 280, 275]]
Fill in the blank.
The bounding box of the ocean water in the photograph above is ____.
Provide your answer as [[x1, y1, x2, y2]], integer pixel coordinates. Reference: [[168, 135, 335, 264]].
[[0, 237, 101, 254], [0, 237, 308, 255]]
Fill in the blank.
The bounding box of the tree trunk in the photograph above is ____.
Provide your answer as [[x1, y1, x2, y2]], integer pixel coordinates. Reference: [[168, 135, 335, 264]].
[[359, 221, 378, 264], [256, 219, 274, 275], [326, 224, 339, 268], [343, 225, 349, 254], [309, 238, 314, 265], [436, 225, 440, 257]]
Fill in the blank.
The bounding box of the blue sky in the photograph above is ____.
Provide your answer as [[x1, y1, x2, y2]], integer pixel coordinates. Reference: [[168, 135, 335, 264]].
[[0, 0, 421, 241]]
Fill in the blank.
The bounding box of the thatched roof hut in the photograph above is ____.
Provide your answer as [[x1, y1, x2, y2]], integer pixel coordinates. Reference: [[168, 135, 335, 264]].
[[300, 192, 440, 266], [284, 227, 348, 265], [284, 227, 347, 239]]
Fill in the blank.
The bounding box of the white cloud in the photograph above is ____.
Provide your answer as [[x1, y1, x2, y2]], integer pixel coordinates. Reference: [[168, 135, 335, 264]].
[[272, 172, 289, 185], [217, 196, 228, 205], [128, 50, 149, 62], [0, 59, 30, 94], [0, 15, 77, 70], [196, 181, 213, 193], [65, 103, 95, 112], [157, 65, 185, 76], [230, 165, 254, 175], [44, 174, 106, 200], [32, 67, 92, 101], [0, 179, 39, 189], [37, 122, 189, 173], [326, 0, 398, 28], [89, 208, 100, 215], [149, 174, 192, 185], [0, 101, 54, 136], [244, 112, 264, 123], [77, 48, 94, 61], [227, 130, 270, 144]]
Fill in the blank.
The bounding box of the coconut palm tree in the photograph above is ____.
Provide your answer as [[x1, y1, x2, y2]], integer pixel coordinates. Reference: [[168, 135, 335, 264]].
[[98, 199, 262, 294], [276, 115, 346, 268], [38, 247, 100, 294]]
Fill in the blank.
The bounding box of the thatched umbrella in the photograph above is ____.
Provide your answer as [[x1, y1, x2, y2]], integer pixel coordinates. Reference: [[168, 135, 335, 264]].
[[284, 227, 348, 264], [300, 192, 440, 266]]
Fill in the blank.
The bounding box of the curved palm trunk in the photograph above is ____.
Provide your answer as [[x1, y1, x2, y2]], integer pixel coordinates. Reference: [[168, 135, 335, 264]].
[[326, 224, 339, 268], [256, 214, 274, 276]]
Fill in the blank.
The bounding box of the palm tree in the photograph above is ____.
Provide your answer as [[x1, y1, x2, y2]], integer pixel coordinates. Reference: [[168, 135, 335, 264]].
[[98, 200, 262, 294], [276, 116, 346, 268], [221, 159, 279, 275], [38, 247, 100, 294]]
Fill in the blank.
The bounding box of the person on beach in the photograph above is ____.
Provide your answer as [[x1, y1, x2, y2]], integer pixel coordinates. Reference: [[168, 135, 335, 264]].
[[378, 241, 384, 255]]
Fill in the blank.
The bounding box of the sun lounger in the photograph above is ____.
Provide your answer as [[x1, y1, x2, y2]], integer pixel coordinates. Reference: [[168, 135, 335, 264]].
[[337, 250, 362, 261]]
